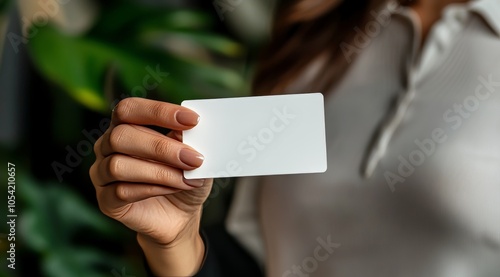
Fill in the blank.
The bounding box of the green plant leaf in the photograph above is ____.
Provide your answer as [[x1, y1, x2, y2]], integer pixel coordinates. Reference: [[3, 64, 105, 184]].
[[28, 26, 110, 112], [29, 23, 248, 112], [141, 30, 245, 57], [90, 5, 214, 39]]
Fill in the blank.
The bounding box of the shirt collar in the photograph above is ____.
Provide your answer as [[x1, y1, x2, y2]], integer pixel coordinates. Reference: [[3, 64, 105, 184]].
[[470, 0, 500, 36]]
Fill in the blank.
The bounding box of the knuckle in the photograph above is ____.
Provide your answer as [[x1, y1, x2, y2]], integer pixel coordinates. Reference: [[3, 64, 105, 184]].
[[113, 98, 135, 122], [150, 102, 173, 122], [144, 186, 156, 196], [154, 168, 173, 182], [108, 125, 129, 151], [93, 136, 103, 154], [107, 155, 125, 180], [89, 163, 98, 183], [115, 183, 131, 202], [151, 137, 173, 157]]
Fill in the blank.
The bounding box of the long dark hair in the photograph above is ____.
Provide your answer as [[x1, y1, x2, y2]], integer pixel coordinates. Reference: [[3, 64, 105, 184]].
[[252, 0, 403, 95]]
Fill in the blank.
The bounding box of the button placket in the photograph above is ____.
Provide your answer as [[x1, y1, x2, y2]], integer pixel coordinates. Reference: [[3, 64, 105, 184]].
[[361, 8, 422, 178], [360, 5, 470, 179]]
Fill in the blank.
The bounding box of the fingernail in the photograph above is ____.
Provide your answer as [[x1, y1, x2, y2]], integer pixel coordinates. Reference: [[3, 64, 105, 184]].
[[184, 178, 205, 187], [176, 111, 200, 126], [179, 149, 204, 167]]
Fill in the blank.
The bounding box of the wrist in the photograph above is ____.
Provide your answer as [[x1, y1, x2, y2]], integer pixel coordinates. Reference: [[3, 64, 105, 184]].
[[138, 231, 205, 276], [137, 216, 205, 276]]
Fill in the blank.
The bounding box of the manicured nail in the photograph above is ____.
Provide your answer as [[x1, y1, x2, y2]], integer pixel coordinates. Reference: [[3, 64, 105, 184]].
[[183, 178, 205, 187], [176, 111, 200, 126], [179, 149, 204, 167]]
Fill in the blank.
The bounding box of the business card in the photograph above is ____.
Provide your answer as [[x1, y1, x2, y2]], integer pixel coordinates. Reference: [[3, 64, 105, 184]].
[[182, 93, 327, 179]]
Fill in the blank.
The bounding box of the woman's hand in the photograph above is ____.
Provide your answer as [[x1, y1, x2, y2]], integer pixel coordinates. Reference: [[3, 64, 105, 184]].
[[89, 97, 213, 276]]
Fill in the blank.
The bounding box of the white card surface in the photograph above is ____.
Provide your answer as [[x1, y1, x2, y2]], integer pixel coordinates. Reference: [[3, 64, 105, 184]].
[[182, 93, 327, 179]]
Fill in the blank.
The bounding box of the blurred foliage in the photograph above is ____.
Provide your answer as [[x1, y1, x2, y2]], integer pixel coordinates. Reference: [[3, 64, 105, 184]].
[[28, 1, 250, 113], [17, 176, 138, 277], [0, 0, 254, 276]]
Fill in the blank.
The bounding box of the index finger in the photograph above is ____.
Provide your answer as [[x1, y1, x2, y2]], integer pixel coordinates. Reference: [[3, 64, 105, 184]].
[[112, 97, 199, 130]]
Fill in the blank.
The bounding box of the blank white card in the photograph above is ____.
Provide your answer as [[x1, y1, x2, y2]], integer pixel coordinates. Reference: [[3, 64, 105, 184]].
[[182, 93, 327, 179]]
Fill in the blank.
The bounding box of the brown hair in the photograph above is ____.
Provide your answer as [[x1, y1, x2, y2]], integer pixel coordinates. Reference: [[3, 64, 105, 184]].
[[252, 0, 396, 96]]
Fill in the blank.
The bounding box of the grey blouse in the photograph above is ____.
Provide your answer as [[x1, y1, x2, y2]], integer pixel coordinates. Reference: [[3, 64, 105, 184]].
[[226, 1, 500, 276]]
